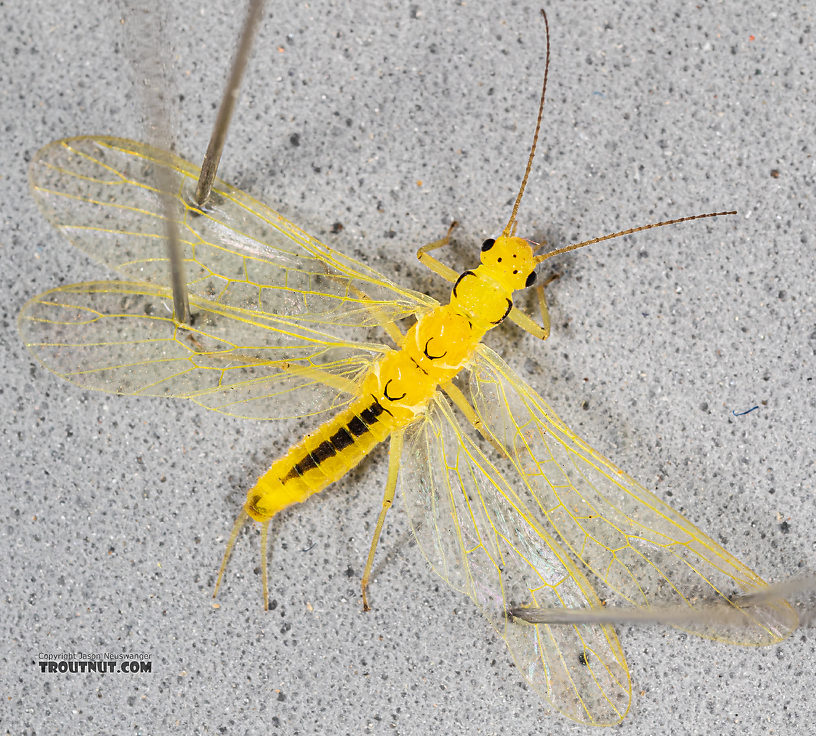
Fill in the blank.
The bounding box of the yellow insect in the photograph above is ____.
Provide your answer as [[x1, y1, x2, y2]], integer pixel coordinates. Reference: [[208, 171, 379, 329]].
[[18, 10, 796, 727]]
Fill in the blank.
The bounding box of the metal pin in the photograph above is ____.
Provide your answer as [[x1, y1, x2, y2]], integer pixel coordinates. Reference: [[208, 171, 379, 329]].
[[507, 573, 816, 627], [194, 0, 265, 207], [156, 165, 191, 325], [127, 2, 192, 325]]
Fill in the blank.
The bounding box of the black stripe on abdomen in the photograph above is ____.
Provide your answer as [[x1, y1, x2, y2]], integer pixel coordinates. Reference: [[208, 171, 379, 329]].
[[347, 415, 368, 436], [281, 399, 384, 482], [359, 399, 385, 424]]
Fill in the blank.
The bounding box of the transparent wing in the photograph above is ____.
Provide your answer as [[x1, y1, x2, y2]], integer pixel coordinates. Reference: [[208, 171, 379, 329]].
[[19, 280, 388, 421], [399, 393, 631, 725], [29, 136, 437, 331], [466, 344, 798, 644]]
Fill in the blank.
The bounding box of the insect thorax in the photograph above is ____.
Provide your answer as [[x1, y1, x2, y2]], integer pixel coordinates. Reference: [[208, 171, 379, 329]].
[[450, 265, 516, 330]]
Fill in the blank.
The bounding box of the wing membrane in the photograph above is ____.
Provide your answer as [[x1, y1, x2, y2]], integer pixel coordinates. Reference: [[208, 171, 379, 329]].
[[19, 281, 387, 421], [399, 393, 631, 725], [466, 344, 797, 644], [29, 136, 437, 331]]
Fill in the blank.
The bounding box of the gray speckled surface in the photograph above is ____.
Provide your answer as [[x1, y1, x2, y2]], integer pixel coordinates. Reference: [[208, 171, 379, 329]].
[[2, 1, 813, 733]]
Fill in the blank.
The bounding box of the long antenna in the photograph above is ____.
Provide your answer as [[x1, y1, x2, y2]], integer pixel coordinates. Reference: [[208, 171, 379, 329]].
[[534, 210, 738, 264], [502, 9, 551, 238], [194, 0, 265, 207]]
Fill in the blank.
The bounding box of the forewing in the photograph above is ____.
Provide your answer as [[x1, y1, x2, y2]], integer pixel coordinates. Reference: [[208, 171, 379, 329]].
[[467, 344, 798, 644], [19, 280, 387, 421], [29, 136, 437, 333], [399, 393, 631, 725]]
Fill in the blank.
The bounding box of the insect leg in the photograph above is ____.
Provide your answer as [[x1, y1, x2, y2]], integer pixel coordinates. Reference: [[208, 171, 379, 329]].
[[416, 221, 460, 283], [506, 272, 561, 340], [361, 428, 405, 611], [442, 381, 510, 460], [506, 306, 549, 340]]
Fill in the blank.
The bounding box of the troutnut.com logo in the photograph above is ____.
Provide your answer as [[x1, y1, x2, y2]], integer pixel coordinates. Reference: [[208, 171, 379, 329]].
[[37, 652, 152, 673]]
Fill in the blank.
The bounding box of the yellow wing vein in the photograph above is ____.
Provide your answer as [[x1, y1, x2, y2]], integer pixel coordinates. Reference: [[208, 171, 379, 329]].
[[466, 344, 797, 645], [399, 393, 631, 725]]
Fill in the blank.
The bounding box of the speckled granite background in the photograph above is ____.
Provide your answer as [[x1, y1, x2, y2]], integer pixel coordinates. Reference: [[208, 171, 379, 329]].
[[2, 1, 813, 733]]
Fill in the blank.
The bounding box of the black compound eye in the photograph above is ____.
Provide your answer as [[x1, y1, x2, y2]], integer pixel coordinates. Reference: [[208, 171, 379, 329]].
[[481, 238, 495, 252], [525, 270, 537, 288]]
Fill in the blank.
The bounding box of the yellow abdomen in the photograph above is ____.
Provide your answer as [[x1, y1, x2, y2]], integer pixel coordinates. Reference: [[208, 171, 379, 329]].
[[245, 266, 514, 522], [245, 394, 398, 521]]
